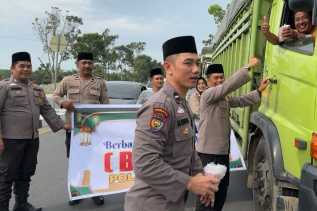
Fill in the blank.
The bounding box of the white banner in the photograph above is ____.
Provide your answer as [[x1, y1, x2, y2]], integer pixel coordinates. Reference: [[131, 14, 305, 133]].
[[229, 130, 246, 171], [68, 104, 246, 200], [68, 104, 140, 200]]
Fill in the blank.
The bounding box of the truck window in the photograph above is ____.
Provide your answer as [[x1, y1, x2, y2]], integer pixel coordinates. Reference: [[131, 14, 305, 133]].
[[279, 4, 315, 55]]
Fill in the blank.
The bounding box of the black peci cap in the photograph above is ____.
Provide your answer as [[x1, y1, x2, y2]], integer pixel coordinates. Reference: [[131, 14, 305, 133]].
[[205, 64, 224, 76], [77, 52, 93, 61], [162, 36, 197, 60], [12, 52, 31, 65], [150, 67, 163, 77]]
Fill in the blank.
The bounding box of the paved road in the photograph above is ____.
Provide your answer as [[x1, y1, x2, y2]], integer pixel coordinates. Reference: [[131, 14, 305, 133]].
[[10, 130, 254, 211]]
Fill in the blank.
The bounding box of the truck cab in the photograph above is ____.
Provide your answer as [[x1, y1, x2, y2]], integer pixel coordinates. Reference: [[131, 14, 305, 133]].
[[203, 0, 317, 210]]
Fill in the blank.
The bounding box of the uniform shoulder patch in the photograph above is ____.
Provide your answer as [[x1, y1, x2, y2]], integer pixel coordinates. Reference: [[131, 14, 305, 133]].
[[149, 118, 164, 130], [149, 106, 169, 130], [153, 107, 169, 121]]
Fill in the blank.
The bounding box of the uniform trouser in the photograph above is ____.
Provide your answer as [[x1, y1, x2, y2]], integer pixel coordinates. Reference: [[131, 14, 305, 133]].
[[65, 130, 71, 158], [196, 153, 230, 211], [0, 138, 39, 209]]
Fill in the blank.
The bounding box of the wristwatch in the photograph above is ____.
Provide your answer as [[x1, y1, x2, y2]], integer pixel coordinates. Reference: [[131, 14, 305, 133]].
[[243, 65, 250, 70]]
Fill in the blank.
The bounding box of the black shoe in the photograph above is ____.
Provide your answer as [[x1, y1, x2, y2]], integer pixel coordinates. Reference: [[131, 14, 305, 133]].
[[13, 202, 42, 211], [91, 196, 104, 206], [68, 199, 82, 206], [0, 206, 9, 211]]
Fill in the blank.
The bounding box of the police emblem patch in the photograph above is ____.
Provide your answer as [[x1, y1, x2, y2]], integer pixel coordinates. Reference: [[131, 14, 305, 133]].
[[149, 118, 163, 130]]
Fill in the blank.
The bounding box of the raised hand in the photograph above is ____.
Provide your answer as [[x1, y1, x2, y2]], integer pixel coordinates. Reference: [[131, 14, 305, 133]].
[[258, 78, 270, 92], [61, 100, 75, 111], [261, 16, 270, 34], [248, 57, 261, 69]]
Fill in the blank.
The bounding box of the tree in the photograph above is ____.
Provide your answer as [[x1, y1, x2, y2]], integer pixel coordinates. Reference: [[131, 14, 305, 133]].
[[208, 4, 226, 25], [203, 4, 227, 47], [114, 45, 133, 79], [71, 29, 118, 78], [202, 34, 214, 47], [0, 69, 10, 80], [72, 28, 148, 80], [126, 42, 146, 55], [33, 7, 83, 87], [132, 55, 161, 83], [114, 41, 146, 79], [32, 64, 51, 84]]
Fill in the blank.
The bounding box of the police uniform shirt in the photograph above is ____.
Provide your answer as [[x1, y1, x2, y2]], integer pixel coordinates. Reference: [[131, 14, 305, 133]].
[[52, 74, 109, 123], [0, 78, 64, 139], [137, 89, 153, 104], [198, 68, 260, 155], [125, 82, 203, 211]]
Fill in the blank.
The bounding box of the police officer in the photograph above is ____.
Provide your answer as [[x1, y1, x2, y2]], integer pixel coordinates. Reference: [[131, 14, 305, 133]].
[[0, 52, 66, 211], [125, 36, 220, 211], [52, 52, 109, 206], [137, 67, 164, 104], [196, 60, 269, 211]]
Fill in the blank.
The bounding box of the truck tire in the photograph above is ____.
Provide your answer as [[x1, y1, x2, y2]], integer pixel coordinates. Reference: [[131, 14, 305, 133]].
[[253, 137, 279, 211]]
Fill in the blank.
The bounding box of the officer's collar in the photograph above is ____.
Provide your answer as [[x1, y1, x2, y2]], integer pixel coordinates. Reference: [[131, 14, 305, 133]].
[[195, 90, 202, 97], [74, 74, 95, 81], [162, 82, 186, 103], [10, 77, 31, 86]]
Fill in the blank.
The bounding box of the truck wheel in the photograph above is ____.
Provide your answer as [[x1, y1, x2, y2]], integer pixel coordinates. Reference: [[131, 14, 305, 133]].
[[253, 137, 279, 211]]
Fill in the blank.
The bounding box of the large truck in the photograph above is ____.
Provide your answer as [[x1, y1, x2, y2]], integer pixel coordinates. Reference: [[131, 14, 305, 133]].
[[202, 0, 317, 210]]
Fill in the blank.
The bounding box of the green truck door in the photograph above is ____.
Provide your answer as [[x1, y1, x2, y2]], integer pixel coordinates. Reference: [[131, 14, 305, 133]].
[[263, 33, 317, 179]]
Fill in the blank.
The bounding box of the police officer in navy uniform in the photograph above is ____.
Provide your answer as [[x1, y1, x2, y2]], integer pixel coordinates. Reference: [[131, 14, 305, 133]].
[[0, 52, 66, 211], [125, 36, 220, 211]]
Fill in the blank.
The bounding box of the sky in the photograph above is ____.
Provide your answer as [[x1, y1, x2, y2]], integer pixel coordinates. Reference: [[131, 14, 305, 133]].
[[0, 0, 229, 70]]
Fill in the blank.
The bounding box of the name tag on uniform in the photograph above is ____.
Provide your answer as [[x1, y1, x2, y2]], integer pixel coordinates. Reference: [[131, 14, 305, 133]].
[[177, 118, 189, 127]]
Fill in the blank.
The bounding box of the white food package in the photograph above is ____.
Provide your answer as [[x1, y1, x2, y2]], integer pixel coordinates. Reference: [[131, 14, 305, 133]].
[[204, 162, 227, 179], [278, 24, 292, 42]]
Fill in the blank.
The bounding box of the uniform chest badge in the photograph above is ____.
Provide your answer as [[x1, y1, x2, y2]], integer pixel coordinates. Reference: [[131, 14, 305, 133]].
[[176, 106, 185, 114]]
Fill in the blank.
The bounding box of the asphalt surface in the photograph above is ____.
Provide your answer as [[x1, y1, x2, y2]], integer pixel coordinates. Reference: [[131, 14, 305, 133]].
[[9, 130, 254, 211]]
